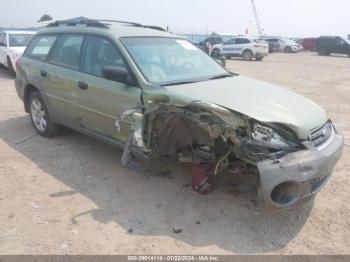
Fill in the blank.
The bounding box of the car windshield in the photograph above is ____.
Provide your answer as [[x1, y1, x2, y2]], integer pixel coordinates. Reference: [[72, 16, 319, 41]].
[[121, 37, 229, 86], [9, 34, 35, 47], [281, 38, 296, 44], [341, 37, 350, 44]]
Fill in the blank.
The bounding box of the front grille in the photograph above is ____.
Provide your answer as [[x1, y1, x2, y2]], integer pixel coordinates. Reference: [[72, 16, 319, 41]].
[[309, 121, 333, 147]]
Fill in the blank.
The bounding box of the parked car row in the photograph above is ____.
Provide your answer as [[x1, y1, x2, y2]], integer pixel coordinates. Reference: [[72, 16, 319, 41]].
[[211, 37, 269, 61], [0, 30, 36, 75]]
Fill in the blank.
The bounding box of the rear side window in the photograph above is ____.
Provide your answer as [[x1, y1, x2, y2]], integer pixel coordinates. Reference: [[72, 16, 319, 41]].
[[81, 36, 126, 77], [49, 34, 83, 69], [236, 38, 250, 44], [25, 35, 57, 61]]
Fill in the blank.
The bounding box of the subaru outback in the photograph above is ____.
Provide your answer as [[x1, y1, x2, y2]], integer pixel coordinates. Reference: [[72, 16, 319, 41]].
[[15, 20, 343, 212]]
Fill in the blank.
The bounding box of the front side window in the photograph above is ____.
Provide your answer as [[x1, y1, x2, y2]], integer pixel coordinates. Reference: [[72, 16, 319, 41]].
[[25, 35, 57, 61], [49, 34, 83, 69], [121, 37, 228, 85], [9, 34, 34, 47], [82, 36, 127, 77]]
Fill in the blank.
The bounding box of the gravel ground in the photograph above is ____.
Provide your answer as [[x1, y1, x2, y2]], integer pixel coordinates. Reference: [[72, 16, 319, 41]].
[[0, 52, 349, 255]]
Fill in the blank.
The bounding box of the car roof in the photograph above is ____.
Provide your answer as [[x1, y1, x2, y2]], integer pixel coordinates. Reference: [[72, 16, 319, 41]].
[[3, 31, 36, 34], [36, 24, 181, 40]]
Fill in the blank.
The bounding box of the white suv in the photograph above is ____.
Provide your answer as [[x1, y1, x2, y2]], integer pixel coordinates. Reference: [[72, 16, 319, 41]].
[[264, 38, 302, 53], [0, 31, 36, 75], [211, 37, 269, 61]]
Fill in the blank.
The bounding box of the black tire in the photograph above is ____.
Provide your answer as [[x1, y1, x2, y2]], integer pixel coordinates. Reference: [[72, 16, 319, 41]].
[[242, 50, 253, 61], [318, 48, 330, 56], [6, 57, 16, 76], [256, 56, 264, 61], [285, 46, 292, 53], [29, 91, 60, 137], [211, 48, 220, 57]]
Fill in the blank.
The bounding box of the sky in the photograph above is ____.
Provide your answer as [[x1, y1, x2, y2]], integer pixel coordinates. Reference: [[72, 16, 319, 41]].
[[0, 0, 349, 37]]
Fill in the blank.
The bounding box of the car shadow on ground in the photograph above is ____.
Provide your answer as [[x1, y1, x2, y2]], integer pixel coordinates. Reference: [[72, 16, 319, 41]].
[[0, 115, 313, 253]]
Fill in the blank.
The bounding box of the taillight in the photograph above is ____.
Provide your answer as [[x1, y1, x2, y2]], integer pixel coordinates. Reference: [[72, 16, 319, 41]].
[[15, 57, 21, 71], [254, 44, 260, 48]]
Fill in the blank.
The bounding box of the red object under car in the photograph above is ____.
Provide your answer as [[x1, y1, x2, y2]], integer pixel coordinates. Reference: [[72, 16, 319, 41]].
[[301, 38, 317, 51]]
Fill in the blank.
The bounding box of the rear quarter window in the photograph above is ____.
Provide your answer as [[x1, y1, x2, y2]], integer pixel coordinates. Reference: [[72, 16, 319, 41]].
[[25, 35, 57, 61]]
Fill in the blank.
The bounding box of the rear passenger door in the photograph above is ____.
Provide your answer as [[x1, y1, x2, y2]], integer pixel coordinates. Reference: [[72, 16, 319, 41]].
[[234, 38, 251, 55], [75, 35, 142, 142], [221, 38, 236, 55], [44, 34, 84, 126]]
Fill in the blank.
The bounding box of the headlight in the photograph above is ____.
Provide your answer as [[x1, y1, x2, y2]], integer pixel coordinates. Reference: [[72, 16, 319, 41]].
[[251, 123, 294, 150]]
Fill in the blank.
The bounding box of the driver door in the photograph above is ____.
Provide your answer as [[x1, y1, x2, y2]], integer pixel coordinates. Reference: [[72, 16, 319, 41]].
[[75, 35, 142, 143], [335, 37, 349, 54]]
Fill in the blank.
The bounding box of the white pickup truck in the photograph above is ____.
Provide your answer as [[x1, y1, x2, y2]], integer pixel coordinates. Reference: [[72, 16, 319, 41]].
[[0, 30, 36, 75]]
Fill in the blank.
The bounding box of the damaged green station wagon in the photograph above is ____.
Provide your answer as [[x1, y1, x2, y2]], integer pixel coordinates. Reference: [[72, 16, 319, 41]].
[[15, 20, 343, 212]]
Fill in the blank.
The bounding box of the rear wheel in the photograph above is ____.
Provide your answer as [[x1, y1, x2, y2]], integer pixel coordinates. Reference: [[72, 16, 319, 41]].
[[29, 91, 60, 137], [242, 50, 253, 61], [6, 57, 15, 76]]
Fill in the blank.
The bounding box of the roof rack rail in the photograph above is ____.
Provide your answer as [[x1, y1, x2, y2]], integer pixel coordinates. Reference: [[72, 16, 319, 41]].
[[95, 19, 166, 31], [47, 19, 166, 31], [47, 19, 108, 29], [94, 19, 142, 27]]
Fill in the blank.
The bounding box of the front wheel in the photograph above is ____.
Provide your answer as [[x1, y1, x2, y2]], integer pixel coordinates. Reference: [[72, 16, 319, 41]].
[[29, 91, 60, 137], [285, 46, 292, 53], [242, 50, 253, 61]]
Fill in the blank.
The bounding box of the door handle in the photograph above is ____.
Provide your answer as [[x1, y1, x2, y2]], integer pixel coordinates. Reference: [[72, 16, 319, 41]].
[[40, 70, 47, 77], [78, 81, 88, 90]]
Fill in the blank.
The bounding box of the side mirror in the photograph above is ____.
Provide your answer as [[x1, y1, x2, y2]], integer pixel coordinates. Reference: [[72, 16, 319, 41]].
[[102, 66, 135, 85]]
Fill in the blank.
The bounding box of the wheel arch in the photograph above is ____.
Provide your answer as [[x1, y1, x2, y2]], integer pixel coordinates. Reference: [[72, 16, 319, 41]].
[[24, 84, 39, 113], [242, 48, 253, 55]]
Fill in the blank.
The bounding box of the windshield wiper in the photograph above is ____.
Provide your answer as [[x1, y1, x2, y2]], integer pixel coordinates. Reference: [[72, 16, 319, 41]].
[[161, 81, 197, 87], [208, 74, 233, 80]]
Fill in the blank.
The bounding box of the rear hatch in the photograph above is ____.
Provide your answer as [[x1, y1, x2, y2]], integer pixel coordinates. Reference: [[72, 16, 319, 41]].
[[253, 39, 269, 54]]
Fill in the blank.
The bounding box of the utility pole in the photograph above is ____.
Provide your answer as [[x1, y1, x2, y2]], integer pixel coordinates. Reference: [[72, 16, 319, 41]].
[[251, 0, 263, 37]]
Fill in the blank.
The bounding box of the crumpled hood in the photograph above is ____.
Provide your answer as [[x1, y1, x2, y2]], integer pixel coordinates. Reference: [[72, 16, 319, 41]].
[[165, 75, 328, 139]]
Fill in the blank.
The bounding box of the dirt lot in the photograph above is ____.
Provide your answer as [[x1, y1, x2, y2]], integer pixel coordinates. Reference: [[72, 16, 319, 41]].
[[0, 52, 349, 255]]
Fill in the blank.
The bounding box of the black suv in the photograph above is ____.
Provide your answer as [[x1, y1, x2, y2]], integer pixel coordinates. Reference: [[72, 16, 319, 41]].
[[315, 36, 350, 56]]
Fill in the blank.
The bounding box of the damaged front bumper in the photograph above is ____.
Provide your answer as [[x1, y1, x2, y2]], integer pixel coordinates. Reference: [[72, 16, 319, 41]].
[[257, 125, 344, 213]]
